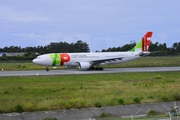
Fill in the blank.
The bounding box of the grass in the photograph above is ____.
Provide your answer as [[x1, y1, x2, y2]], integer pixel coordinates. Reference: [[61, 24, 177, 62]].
[[0, 62, 66, 71], [0, 56, 180, 71], [0, 72, 180, 113], [96, 115, 174, 120]]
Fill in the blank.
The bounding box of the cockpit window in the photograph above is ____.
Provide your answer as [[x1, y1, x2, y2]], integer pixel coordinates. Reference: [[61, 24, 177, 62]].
[[36, 57, 41, 59]]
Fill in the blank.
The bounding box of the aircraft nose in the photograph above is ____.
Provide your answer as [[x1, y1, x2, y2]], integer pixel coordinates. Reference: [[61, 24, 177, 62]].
[[32, 56, 52, 66], [32, 59, 39, 64]]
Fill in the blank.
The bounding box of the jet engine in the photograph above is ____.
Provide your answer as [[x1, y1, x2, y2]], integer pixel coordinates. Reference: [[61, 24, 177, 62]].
[[78, 62, 91, 70]]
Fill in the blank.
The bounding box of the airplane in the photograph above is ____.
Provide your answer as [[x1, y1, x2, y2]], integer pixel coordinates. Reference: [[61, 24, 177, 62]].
[[32, 31, 153, 71]]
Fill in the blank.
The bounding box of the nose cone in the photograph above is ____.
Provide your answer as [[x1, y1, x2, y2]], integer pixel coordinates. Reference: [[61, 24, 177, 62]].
[[32, 59, 39, 64], [32, 57, 52, 66], [32, 59, 36, 63]]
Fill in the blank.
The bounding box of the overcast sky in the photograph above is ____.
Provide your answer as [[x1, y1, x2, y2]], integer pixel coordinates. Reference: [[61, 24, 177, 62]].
[[1, 0, 180, 51]]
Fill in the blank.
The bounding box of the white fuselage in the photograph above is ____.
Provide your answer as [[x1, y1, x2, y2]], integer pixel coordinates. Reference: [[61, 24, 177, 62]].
[[33, 51, 140, 67]]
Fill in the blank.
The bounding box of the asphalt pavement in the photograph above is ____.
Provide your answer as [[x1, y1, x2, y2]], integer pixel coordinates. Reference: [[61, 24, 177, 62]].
[[0, 67, 180, 76], [0, 102, 179, 120]]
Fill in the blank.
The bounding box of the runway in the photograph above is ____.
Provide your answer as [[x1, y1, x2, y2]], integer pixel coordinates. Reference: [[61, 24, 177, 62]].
[[0, 67, 180, 76]]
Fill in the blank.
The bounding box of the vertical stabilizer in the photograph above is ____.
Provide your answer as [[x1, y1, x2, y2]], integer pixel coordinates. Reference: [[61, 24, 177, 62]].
[[129, 31, 153, 52], [142, 32, 152, 51]]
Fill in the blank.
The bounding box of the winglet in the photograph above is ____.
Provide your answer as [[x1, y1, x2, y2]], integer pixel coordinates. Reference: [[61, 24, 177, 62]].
[[129, 31, 153, 52]]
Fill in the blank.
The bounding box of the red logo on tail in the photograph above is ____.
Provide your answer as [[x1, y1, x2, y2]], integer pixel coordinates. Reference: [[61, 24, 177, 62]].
[[142, 32, 153, 51]]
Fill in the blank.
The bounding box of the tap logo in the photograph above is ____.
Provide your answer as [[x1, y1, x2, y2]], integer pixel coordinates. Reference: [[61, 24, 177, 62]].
[[60, 53, 71, 65], [50, 53, 70, 66]]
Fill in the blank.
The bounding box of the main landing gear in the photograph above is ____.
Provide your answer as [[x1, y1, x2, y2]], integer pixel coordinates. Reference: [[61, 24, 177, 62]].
[[45, 66, 103, 71], [88, 66, 104, 71]]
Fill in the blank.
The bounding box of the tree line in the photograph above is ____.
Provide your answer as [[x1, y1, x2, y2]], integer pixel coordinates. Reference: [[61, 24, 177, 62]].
[[0, 40, 89, 61], [0, 40, 90, 54], [102, 42, 180, 56], [0, 40, 180, 61]]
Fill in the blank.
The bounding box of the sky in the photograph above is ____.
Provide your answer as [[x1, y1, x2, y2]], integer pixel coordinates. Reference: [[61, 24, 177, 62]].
[[0, 0, 180, 52]]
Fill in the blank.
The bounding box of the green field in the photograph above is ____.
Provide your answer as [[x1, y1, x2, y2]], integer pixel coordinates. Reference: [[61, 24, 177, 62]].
[[0, 56, 180, 115], [0, 56, 180, 71], [0, 72, 180, 113]]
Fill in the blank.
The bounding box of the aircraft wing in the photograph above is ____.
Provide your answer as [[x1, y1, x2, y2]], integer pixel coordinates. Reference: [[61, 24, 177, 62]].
[[90, 57, 123, 65]]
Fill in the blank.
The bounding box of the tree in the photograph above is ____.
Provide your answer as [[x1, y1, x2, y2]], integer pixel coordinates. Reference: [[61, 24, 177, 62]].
[[74, 40, 90, 52]]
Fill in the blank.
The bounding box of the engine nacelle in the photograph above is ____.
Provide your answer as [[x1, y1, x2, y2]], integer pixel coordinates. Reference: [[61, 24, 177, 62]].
[[78, 62, 91, 70]]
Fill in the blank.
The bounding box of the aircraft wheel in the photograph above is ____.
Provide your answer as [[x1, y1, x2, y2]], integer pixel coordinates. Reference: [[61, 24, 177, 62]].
[[91, 66, 95, 70], [95, 67, 103, 71], [100, 67, 104, 70], [46, 67, 49, 71], [88, 66, 95, 70]]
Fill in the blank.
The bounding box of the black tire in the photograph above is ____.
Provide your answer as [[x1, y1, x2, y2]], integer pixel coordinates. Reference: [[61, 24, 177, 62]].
[[91, 67, 95, 70], [88, 66, 95, 70], [95, 67, 103, 71], [46, 67, 49, 71]]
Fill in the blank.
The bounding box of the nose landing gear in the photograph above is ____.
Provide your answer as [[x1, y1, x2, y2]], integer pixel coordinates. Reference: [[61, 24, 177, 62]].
[[46, 66, 49, 71]]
